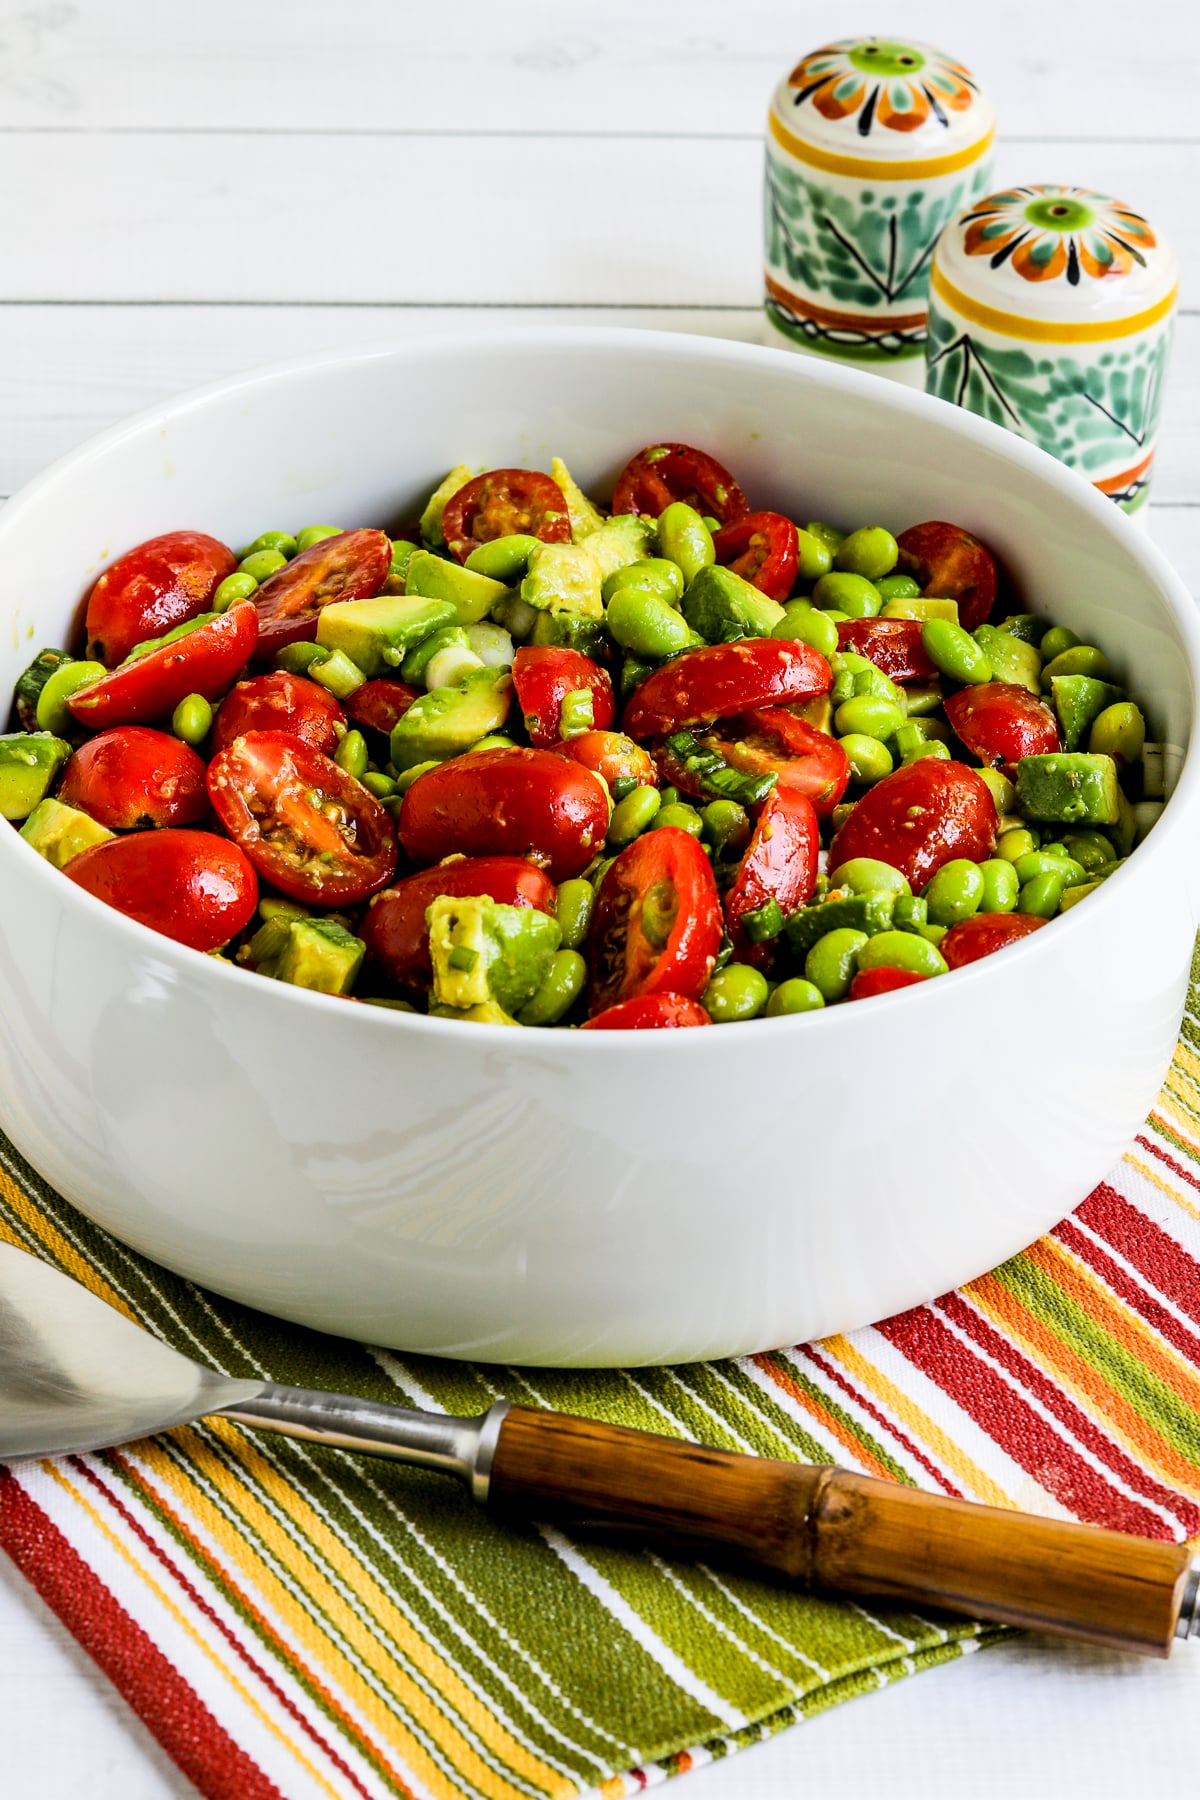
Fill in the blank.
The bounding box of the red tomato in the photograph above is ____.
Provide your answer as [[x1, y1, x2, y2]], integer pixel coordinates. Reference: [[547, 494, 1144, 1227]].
[[346, 678, 421, 737], [944, 682, 1060, 771], [58, 727, 208, 831], [362, 857, 557, 988], [398, 747, 608, 881], [555, 730, 655, 789], [65, 829, 257, 953], [67, 604, 259, 730], [836, 618, 938, 684], [441, 470, 571, 564], [85, 531, 237, 667], [623, 640, 832, 740], [849, 968, 929, 1000], [588, 827, 722, 1012], [511, 646, 615, 746], [712, 511, 798, 600], [207, 731, 397, 905], [581, 993, 712, 1030], [703, 709, 849, 816], [896, 522, 998, 633], [829, 759, 998, 889], [211, 671, 345, 756], [611, 443, 748, 525], [941, 912, 1048, 969], [253, 529, 391, 657], [724, 786, 818, 966]]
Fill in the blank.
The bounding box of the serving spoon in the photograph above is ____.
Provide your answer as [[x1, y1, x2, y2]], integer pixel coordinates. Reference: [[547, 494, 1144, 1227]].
[[2, 1242, 1196, 1657]]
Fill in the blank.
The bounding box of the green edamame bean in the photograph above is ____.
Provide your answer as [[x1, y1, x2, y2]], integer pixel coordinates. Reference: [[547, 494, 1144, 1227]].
[[554, 879, 594, 949], [212, 570, 259, 611], [875, 573, 921, 603], [1088, 701, 1144, 764], [657, 502, 715, 585], [805, 519, 845, 554], [517, 949, 587, 1026], [840, 734, 894, 784], [902, 684, 943, 717], [812, 571, 882, 618], [1063, 829, 1114, 872], [921, 618, 992, 685], [856, 930, 948, 978], [997, 827, 1038, 863], [1013, 850, 1086, 887], [766, 978, 825, 1017], [804, 928, 869, 1002], [658, 786, 680, 808], [975, 767, 1016, 813], [296, 525, 342, 553], [171, 693, 213, 747], [334, 728, 368, 780], [36, 659, 107, 734], [1038, 625, 1081, 662], [1041, 645, 1111, 685], [829, 857, 911, 898], [702, 963, 770, 1022], [794, 528, 834, 583], [835, 526, 898, 582], [834, 696, 904, 741], [602, 558, 686, 607], [701, 515, 720, 533], [651, 803, 703, 837], [923, 858, 984, 925], [361, 771, 397, 799], [701, 799, 751, 854], [244, 530, 297, 560], [907, 739, 951, 763], [608, 784, 661, 846], [978, 858, 1019, 913], [239, 548, 288, 583], [1019, 871, 1066, 918], [772, 601, 839, 660], [605, 587, 693, 660], [465, 534, 540, 584]]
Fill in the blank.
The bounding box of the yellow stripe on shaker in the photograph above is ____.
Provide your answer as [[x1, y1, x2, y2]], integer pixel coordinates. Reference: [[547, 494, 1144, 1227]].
[[929, 261, 1178, 344], [768, 111, 994, 182]]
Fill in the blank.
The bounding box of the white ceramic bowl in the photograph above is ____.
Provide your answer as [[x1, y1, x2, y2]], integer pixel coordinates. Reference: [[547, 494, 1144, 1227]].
[[1, 329, 1197, 1366]]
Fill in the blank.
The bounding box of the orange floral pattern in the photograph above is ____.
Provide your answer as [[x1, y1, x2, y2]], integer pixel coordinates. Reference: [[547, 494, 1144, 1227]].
[[786, 39, 978, 138], [961, 186, 1156, 286]]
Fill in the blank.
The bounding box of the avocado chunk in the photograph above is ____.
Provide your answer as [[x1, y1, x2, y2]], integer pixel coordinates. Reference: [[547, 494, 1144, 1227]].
[[427, 893, 561, 1014], [275, 918, 365, 995], [681, 565, 786, 643], [404, 548, 509, 625], [429, 1000, 520, 1025], [1049, 675, 1125, 752], [786, 890, 895, 955], [20, 797, 115, 867], [0, 732, 72, 821], [576, 514, 656, 582], [1015, 753, 1121, 826], [972, 625, 1041, 695], [14, 649, 72, 731], [527, 611, 610, 661], [315, 592, 457, 677], [521, 543, 604, 619], [389, 667, 513, 769], [419, 464, 472, 548], [880, 597, 959, 624], [550, 456, 606, 540]]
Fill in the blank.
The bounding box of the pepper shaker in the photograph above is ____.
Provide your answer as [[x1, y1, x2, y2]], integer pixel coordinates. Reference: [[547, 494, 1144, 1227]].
[[926, 185, 1178, 515], [764, 37, 995, 382]]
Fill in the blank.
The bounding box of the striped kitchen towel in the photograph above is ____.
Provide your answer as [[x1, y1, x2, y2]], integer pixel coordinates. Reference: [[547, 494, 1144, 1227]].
[[2, 973, 1200, 1800]]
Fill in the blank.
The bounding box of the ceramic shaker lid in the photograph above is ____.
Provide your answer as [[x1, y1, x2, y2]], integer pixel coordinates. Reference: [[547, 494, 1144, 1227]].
[[769, 38, 995, 172]]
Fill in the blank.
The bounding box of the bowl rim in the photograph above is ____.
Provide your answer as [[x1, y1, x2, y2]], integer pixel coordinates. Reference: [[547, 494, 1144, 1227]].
[[2, 322, 1198, 1049]]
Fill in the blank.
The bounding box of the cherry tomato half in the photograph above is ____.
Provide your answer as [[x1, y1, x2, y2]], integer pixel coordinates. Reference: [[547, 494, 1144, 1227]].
[[896, 522, 998, 633], [712, 511, 798, 600], [707, 709, 850, 816], [511, 646, 615, 747], [941, 912, 1048, 970], [944, 682, 1060, 771], [58, 727, 208, 831], [85, 531, 237, 668], [253, 529, 391, 657], [398, 747, 609, 881], [829, 759, 998, 889], [362, 857, 557, 989], [67, 604, 259, 731], [441, 470, 571, 564], [555, 730, 655, 789], [211, 670, 345, 756], [66, 829, 257, 952], [623, 640, 832, 740], [581, 993, 712, 1030], [588, 827, 722, 1013], [207, 730, 397, 905], [611, 443, 748, 525], [849, 968, 929, 1000], [724, 785, 818, 966], [346, 678, 421, 737], [836, 618, 938, 684]]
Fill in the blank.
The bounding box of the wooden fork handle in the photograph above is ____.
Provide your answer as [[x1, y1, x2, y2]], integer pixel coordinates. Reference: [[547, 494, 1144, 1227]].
[[487, 1405, 1194, 1656]]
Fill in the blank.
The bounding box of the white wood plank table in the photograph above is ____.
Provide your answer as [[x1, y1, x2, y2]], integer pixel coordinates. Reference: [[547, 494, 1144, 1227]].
[[0, 4, 1197, 1795]]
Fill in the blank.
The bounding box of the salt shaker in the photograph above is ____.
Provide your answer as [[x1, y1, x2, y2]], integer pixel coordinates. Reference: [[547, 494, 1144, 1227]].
[[926, 185, 1178, 515], [764, 37, 995, 382]]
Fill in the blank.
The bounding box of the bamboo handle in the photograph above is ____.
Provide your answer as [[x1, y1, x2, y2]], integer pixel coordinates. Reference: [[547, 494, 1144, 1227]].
[[488, 1405, 1194, 1656]]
